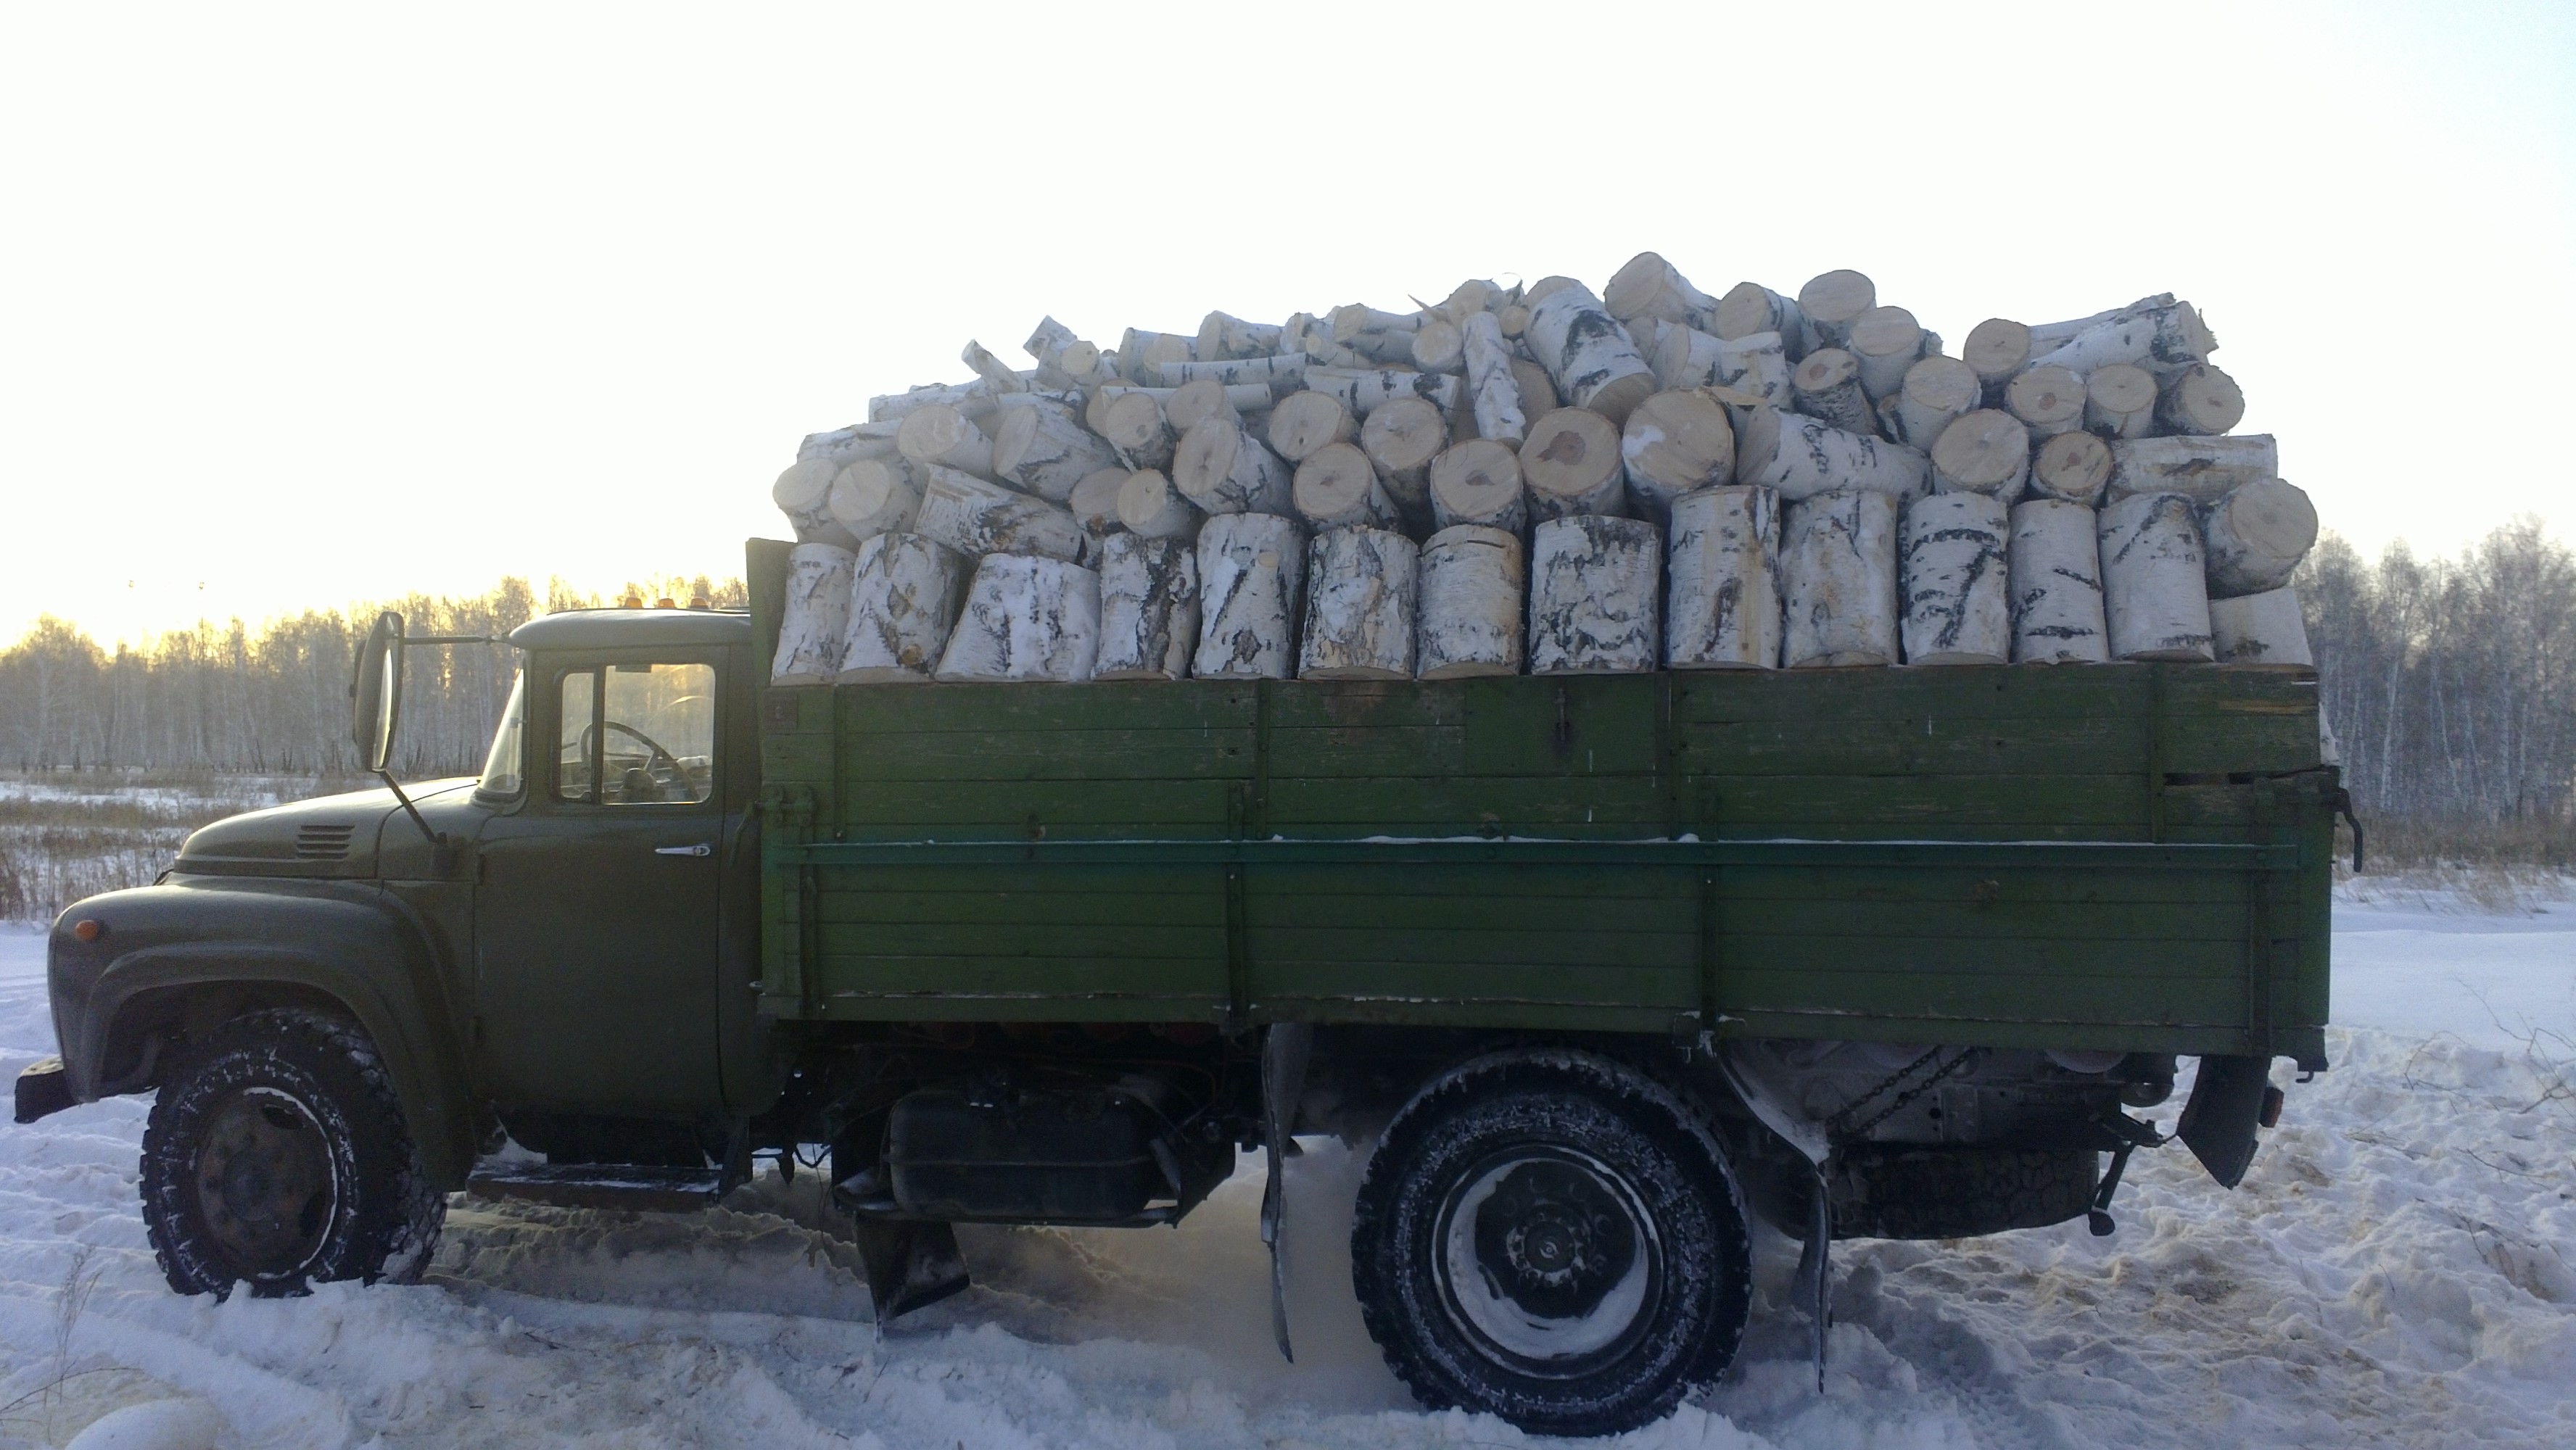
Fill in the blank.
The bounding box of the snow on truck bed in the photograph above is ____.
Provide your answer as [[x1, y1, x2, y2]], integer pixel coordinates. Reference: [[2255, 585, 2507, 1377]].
[[0, 899, 2567, 1449]]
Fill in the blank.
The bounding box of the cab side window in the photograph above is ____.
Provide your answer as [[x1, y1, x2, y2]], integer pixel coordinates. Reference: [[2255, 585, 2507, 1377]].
[[553, 663, 718, 805]]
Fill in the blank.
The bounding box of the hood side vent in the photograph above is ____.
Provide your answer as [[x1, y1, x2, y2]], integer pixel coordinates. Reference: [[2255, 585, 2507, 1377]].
[[294, 824, 357, 861]]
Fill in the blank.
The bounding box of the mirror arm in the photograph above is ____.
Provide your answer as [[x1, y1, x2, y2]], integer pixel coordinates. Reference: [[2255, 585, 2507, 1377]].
[[376, 768, 442, 850]]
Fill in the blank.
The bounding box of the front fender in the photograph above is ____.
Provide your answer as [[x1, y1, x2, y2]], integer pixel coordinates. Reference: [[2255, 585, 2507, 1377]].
[[48, 875, 479, 1188]]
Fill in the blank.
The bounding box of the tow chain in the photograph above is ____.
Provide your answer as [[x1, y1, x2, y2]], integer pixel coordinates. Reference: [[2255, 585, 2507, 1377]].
[[1827, 1046, 1986, 1143]]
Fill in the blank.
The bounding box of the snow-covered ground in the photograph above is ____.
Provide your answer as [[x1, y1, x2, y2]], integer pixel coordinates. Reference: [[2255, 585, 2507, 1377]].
[[0, 898, 2568, 1449]]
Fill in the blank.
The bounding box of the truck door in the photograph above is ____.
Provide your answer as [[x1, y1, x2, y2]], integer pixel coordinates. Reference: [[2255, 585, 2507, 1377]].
[[474, 650, 726, 1114]]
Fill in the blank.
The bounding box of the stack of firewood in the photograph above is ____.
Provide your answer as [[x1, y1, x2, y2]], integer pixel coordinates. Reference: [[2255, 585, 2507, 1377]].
[[767, 257, 2315, 684]]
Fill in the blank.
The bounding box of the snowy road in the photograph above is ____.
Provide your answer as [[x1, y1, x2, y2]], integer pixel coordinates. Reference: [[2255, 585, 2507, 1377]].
[[0, 900, 2568, 1449]]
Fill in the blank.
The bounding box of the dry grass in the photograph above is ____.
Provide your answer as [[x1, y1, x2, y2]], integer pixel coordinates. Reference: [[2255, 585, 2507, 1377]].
[[0, 768, 365, 921]]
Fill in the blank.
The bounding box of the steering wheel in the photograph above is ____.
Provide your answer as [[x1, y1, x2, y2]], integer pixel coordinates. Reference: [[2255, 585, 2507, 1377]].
[[579, 720, 685, 795]]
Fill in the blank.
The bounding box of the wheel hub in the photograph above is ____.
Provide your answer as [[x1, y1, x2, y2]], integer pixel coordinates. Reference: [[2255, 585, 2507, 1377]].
[[1479, 1163, 1636, 1318], [194, 1087, 336, 1280], [1437, 1146, 1661, 1372]]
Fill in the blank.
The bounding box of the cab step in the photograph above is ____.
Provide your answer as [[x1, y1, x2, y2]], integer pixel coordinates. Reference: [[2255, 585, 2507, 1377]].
[[466, 1161, 727, 1213]]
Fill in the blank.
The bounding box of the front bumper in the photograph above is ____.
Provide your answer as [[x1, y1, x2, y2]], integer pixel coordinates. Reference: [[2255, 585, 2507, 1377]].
[[15, 1057, 73, 1124]]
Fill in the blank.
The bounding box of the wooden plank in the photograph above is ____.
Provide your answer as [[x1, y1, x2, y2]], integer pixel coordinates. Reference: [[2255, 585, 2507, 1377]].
[[815, 889, 1226, 927], [1464, 676, 1661, 776], [1266, 725, 1469, 778], [817, 922, 1221, 961], [1714, 865, 2252, 907], [830, 779, 1234, 835], [1246, 924, 1698, 970], [1261, 775, 1673, 833], [1263, 680, 1468, 730], [810, 955, 1225, 1000], [1245, 889, 1696, 934], [1686, 773, 2150, 831], [1249, 958, 1699, 1009], [1717, 965, 2246, 1022], [1717, 895, 2249, 943], [831, 726, 1256, 782], [835, 679, 1258, 734], [1675, 715, 2148, 777], [1674, 664, 2150, 724]]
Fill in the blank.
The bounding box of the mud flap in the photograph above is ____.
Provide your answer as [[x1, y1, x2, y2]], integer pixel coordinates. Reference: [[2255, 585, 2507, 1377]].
[[1260, 1023, 1313, 1362], [851, 1219, 970, 1322], [2177, 1055, 2271, 1188], [1793, 1169, 1830, 1391]]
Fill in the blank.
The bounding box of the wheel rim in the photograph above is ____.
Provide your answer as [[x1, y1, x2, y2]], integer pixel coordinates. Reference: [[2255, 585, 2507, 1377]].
[[1434, 1145, 1664, 1378], [193, 1086, 338, 1281]]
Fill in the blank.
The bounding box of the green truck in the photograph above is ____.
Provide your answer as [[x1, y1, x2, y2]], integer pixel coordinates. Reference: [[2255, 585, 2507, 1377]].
[[19, 536, 2345, 1436]]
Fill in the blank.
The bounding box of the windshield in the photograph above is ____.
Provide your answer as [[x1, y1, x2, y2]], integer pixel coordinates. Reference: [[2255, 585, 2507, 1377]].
[[479, 671, 527, 796]]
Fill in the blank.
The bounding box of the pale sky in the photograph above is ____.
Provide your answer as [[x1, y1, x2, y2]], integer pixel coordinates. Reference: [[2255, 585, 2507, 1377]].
[[2, 1, 2569, 647]]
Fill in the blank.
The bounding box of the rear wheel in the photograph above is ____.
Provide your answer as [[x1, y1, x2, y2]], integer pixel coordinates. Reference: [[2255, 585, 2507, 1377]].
[[1351, 1049, 1751, 1436], [141, 1008, 445, 1298]]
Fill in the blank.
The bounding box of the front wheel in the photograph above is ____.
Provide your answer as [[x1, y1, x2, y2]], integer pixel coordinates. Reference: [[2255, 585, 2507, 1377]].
[[141, 1008, 445, 1297], [1351, 1049, 1751, 1437]]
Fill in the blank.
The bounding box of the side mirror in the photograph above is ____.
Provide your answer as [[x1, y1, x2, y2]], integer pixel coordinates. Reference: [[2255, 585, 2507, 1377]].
[[352, 610, 405, 773]]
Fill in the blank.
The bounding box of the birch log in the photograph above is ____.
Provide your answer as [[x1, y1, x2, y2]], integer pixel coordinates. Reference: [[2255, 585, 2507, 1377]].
[[1197, 311, 1284, 361], [1899, 492, 2010, 665], [1192, 512, 1307, 679], [1929, 410, 2032, 498], [838, 533, 972, 682], [1427, 278, 1505, 326], [1511, 357, 1560, 418], [2029, 431, 2113, 505], [2082, 363, 2158, 440], [872, 381, 995, 425], [2098, 492, 2216, 661], [1361, 395, 1443, 521], [960, 340, 1029, 394], [1605, 252, 1719, 331], [2155, 362, 2245, 436], [1712, 332, 1793, 415], [2210, 587, 2312, 666], [1652, 325, 1724, 389], [2105, 434, 2279, 503], [1621, 389, 1736, 524], [1025, 316, 1102, 380], [2027, 295, 2175, 355], [934, 555, 1101, 682], [1527, 515, 1662, 675], [2006, 499, 2108, 664], [1172, 415, 1294, 515], [1791, 348, 1879, 436], [1524, 282, 1659, 423], [991, 399, 1122, 502], [1883, 356, 1981, 449], [1331, 304, 1424, 365], [1158, 351, 1308, 395], [1299, 526, 1419, 679], [1849, 306, 1929, 402], [897, 404, 999, 479], [1115, 468, 1202, 541], [2028, 300, 2215, 379], [1292, 442, 1398, 529], [912, 465, 1086, 562], [1409, 318, 1466, 375], [1522, 407, 1629, 521], [1429, 439, 1526, 532], [1094, 533, 1201, 681], [799, 420, 901, 469], [1666, 485, 1782, 670], [1098, 390, 1177, 471], [2200, 478, 2318, 597], [774, 457, 860, 549], [1266, 389, 1355, 462], [1164, 378, 1272, 430], [1962, 318, 2031, 407], [1735, 407, 1931, 502], [1796, 270, 1875, 350], [1781, 489, 1900, 668], [771, 543, 858, 683], [2005, 365, 2086, 440], [1303, 365, 1460, 416], [1283, 312, 1366, 369], [1067, 468, 1130, 540], [1119, 328, 1196, 384], [1461, 312, 1527, 444], [1417, 526, 1526, 678], [1714, 281, 1814, 360], [827, 457, 921, 541]]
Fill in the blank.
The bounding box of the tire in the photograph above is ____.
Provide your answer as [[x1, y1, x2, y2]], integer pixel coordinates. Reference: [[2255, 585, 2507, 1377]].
[[141, 1008, 446, 1298], [1350, 1048, 1751, 1437]]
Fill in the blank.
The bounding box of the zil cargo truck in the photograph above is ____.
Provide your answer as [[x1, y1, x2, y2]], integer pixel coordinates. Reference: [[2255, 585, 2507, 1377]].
[[18, 537, 2346, 1436]]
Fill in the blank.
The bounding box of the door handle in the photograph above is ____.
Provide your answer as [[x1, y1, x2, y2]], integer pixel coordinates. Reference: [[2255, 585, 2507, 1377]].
[[655, 843, 713, 857]]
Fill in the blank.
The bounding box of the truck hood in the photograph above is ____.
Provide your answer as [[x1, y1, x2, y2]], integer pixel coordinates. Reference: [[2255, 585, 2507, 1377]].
[[176, 780, 479, 878]]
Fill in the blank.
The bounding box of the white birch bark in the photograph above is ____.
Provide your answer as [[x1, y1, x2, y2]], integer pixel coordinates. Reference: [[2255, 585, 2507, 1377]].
[[1666, 485, 1782, 669], [1291, 442, 1398, 530], [1094, 532, 1201, 681], [1791, 347, 1879, 436], [2200, 478, 2318, 598], [1527, 515, 1663, 675], [2105, 434, 2279, 503], [1899, 491, 2010, 665], [1298, 526, 1419, 679], [960, 340, 1029, 394], [2028, 299, 2216, 379], [1427, 277, 1506, 326], [1330, 304, 1425, 365], [2155, 362, 2245, 436], [1283, 312, 1367, 369], [827, 456, 920, 541], [1265, 389, 1355, 462], [1929, 409, 2032, 497], [2007, 499, 2109, 664], [1883, 356, 1981, 449], [1303, 365, 1460, 416], [837, 533, 972, 682], [1461, 312, 1527, 444], [2082, 362, 2158, 440], [1361, 395, 1444, 519], [1621, 389, 1736, 524], [1098, 390, 1177, 471], [1735, 407, 1931, 502], [896, 404, 999, 479], [1119, 328, 1196, 384], [1157, 351, 1308, 394], [1524, 281, 1659, 423], [933, 555, 1101, 682], [1409, 318, 1466, 374], [1192, 512, 1307, 679], [1962, 318, 2031, 407], [1417, 526, 1525, 678], [1849, 305, 1928, 402], [2005, 364, 2086, 440], [870, 381, 996, 425], [1605, 251, 1719, 331], [771, 542, 858, 683], [799, 420, 903, 469], [1115, 468, 1202, 541], [990, 399, 1121, 502], [1196, 310, 1284, 361], [1511, 356, 1559, 418], [1160, 379, 1273, 429], [2029, 430, 2113, 505], [1714, 281, 1815, 360], [1712, 332, 1793, 415], [1796, 270, 1875, 350], [1067, 468, 1131, 541], [2210, 587, 2312, 666], [1429, 439, 1526, 532], [1651, 324, 1725, 389], [2026, 294, 2175, 355], [2098, 492, 2216, 661], [1781, 489, 1900, 668], [1025, 317, 1105, 385], [774, 457, 860, 549], [1522, 407, 1630, 521], [1172, 414, 1294, 515], [912, 465, 1086, 562]]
